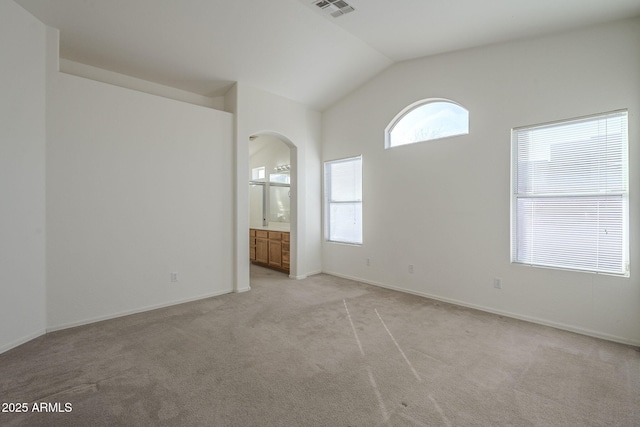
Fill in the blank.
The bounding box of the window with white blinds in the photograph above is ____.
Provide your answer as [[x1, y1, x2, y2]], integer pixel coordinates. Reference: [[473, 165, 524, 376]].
[[512, 110, 629, 275], [324, 156, 362, 245]]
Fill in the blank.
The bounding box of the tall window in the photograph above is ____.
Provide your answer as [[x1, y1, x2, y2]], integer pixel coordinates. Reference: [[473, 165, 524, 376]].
[[324, 156, 362, 244], [386, 99, 469, 148], [512, 110, 629, 275]]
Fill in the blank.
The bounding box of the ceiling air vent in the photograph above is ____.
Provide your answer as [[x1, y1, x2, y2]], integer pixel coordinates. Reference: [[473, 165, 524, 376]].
[[313, 0, 355, 18]]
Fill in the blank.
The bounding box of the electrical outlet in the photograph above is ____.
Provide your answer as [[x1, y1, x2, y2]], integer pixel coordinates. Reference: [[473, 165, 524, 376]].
[[493, 278, 502, 289], [366, 258, 371, 266], [408, 264, 414, 274], [171, 272, 179, 282]]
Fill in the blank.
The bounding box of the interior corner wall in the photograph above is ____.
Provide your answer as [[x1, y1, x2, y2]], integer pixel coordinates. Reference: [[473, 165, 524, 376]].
[[0, 2, 47, 353], [235, 84, 322, 288], [46, 65, 235, 330], [321, 18, 640, 345]]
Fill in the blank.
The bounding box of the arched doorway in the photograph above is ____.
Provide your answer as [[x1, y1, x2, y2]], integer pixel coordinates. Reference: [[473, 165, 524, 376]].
[[247, 132, 298, 282]]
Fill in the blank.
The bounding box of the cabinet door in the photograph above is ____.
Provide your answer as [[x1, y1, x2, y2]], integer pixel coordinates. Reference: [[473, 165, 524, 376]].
[[249, 230, 256, 261], [268, 240, 282, 268], [255, 238, 268, 264], [282, 242, 290, 270], [281, 232, 290, 271]]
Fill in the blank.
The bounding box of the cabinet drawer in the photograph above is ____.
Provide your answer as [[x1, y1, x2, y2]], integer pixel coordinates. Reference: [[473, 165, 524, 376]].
[[282, 232, 290, 243], [255, 230, 268, 239], [268, 231, 282, 241], [249, 229, 256, 237]]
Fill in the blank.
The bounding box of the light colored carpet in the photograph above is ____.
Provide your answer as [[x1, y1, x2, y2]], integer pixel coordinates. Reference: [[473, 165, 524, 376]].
[[1, 265, 638, 426]]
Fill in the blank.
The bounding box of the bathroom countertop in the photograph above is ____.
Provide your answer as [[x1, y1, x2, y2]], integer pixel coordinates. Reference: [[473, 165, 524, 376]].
[[250, 223, 290, 232]]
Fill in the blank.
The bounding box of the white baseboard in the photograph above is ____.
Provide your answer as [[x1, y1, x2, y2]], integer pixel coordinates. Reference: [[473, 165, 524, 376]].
[[235, 286, 251, 293], [0, 329, 46, 355], [47, 288, 233, 333], [323, 270, 640, 347], [290, 270, 322, 280]]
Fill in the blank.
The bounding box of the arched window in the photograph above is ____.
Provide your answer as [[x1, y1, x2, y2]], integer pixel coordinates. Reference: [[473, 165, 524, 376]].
[[385, 99, 469, 148]]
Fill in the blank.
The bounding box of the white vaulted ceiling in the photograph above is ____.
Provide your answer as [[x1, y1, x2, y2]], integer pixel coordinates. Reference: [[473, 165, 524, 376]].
[[15, 0, 640, 110]]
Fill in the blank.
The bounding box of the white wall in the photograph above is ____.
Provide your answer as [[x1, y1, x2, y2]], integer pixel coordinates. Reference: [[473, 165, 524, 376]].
[[322, 18, 640, 345], [0, 1, 47, 353], [46, 33, 234, 329], [234, 84, 322, 286]]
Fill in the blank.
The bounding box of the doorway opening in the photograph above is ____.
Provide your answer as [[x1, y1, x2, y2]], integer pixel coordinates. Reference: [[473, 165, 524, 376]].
[[248, 134, 295, 278]]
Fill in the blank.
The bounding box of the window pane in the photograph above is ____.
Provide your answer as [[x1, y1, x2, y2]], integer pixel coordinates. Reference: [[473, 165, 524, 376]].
[[251, 166, 265, 181], [269, 173, 290, 184], [515, 113, 627, 195], [389, 101, 469, 148], [328, 158, 362, 202], [329, 202, 362, 244], [515, 196, 624, 274]]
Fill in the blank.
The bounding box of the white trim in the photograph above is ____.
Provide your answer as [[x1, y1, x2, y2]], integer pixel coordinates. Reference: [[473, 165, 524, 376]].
[[235, 286, 251, 293], [0, 329, 47, 355], [47, 288, 233, 333], [512, 108, 628, 131], [322, 270, 640, 347], [290, 270, 322, 280]]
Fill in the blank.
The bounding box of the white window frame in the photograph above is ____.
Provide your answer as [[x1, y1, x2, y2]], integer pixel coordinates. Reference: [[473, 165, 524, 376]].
[[385, 98, 469, 149], [324, 155, 363, 245], [511, 110, 629, 276]]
